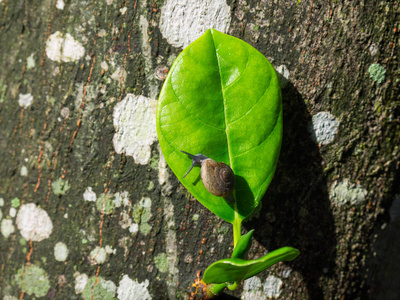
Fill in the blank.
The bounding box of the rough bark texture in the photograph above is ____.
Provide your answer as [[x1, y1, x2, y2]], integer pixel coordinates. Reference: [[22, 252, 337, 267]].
[[0, 0, 399, 299]]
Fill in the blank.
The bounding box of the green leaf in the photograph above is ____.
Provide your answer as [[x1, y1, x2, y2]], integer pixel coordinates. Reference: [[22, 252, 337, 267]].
[[203, 247, 300, 284], [157, 29, 282, 223], [231, 230, 254, 259]]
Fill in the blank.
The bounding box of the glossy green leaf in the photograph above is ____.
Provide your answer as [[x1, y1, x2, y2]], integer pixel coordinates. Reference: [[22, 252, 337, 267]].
[[231, 230, 254, 259], [157, 29, 282, 223], [203, 247, 300, 284]]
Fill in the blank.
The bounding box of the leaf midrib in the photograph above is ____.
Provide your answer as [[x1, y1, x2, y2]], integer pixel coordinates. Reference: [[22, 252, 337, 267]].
[[210, 31, 232, 168]]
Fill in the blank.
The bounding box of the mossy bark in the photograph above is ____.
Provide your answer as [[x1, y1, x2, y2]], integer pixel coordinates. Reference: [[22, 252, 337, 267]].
[[0, 1, 399, 299]]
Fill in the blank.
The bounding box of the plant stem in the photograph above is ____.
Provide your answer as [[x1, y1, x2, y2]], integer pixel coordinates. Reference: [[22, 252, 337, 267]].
[[233, 214, 242, 247], [233, 193, 242, 247], [227, 282, 239, 291], [208, 283, 227, 297]]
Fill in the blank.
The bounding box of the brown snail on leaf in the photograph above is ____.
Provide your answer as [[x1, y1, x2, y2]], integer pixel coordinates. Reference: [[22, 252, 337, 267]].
[[181, 150, 235, 197]]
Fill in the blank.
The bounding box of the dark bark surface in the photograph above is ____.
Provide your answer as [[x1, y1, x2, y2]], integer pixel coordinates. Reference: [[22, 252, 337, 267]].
[[0, 0, 399, 299]]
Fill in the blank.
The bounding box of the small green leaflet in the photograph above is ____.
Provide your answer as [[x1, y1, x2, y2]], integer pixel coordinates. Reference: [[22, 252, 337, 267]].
[[203, 247, 300, 284], [231, 230, 254, 259], [157, 29, 282, 223]]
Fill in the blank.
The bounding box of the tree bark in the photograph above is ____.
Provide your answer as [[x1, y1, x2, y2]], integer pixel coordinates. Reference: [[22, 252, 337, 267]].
[[0, 0, 399, 299]]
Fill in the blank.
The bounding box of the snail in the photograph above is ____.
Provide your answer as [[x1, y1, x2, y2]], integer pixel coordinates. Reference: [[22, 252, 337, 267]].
[[181, 150, 235, 197]]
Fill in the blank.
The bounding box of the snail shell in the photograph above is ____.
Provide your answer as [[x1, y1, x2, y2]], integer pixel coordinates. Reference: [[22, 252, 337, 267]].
[[201, 159, 235, 197], [181, 151, 235, 197]]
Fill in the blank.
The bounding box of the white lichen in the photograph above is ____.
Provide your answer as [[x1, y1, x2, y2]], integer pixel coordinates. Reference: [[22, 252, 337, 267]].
[[27, 53, 36, 69], [119, 211, 132, 229], [56, 0, 65, 10], [114, 191, 130, 207], [309, 111, 339, 145], [1, 219, 15, 238], [46, 31, 85, 63], [113, 94, 158, 165], [18, 93, 33, 107], [263, 275, 283, 298], [16, 203, 53, 241], [330, 179, 367, 206], [9, 207, 17, 218], [74, 273, 88, 294], [160, 0, 231, 48], [242, 276, 264, 300], [129, 223, 139, 233], [20, 165, 28, 176], [117, 275, 152, 300], [276, 65, 290, 88], [83, 187, 97, 202], [89, 246, 108, 265], [54, 242, 69, 261], [61, 107, 70, 119], [101, 61, 109, 71]]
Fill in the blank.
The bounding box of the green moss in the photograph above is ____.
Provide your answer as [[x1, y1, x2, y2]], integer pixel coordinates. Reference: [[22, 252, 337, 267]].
[[140, 222, 152, 235], [19, 238, 27, 246], [154, 253, 169, 273], [149, 154, 159, 170], [218, 224, 230, 235], [132, 205, 145, 223], [11, 197, 20, 208], [15, 264, 50, 297], [96, 193, 115, 214], [52, 178, 71, 196], [147, 181, 154, 190], [368, 63, 386, 83], [82, 276, 116, 300], [132, 198, 152, 235], [0, 81, 7, 103]]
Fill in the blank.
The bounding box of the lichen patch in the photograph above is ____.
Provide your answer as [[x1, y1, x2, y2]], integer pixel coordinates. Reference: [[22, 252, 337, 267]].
[[18, 93, 33, 107], [242, 276, 264, 299], [276, 65, 290, 88], [263, 275, 283, 298], [56, 0, 65, 10], [20, 165, 28, 176], [113, 94, 157, 165], [117, 275, 152, 300], [309, 111, 339, 145], [46, 31, 85, 63], [160, 0, 231, 48], [368, 63, 386, 83], [1, 219, 15, 238], [52, 177, 70, 195], [83, 187, 97, 202], [330, 179, 367, 206], [154, 253, 169, 273], [82, 276, 116, 300], [16, 203, 53, 241], [74, 273, 88, 294], [54, 242, 69, 261], [15, 264, 50, 297]]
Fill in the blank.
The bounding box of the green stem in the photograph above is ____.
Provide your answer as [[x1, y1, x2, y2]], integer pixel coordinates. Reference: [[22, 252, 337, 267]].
[[207, 283, 227, 297], [227, 282, 239, 291], [232, 192, 242, 247], [233, 217, 241, 247]]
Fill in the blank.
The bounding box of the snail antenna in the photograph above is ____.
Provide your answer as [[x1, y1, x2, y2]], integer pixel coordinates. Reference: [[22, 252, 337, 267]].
[[181, 150, 208, 178]]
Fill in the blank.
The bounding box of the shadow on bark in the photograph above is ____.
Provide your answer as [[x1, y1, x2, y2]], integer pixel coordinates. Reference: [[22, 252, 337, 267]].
[[244, 81, 337, 299], [365, 194, 400, 300]]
